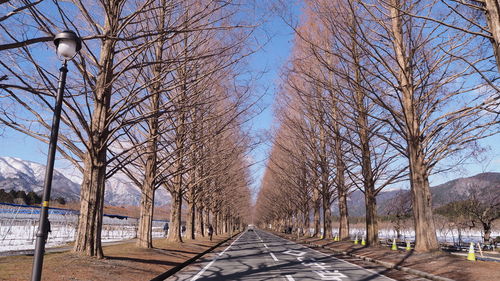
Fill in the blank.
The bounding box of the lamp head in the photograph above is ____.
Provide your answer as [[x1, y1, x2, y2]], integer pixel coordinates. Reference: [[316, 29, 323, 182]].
[[53, 30, 82, 60]]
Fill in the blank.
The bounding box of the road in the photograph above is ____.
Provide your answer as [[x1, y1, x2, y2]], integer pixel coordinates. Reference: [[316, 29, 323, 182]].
[[167, 229, 396, 281]]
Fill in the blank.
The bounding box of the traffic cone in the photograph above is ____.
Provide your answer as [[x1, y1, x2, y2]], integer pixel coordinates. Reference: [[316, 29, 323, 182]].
[[361, 237, 366, 246], [467, 242, 476, 261], [406, 241, 411, 251], [354, 235, 359, 244], [391, 239, 397, 251]]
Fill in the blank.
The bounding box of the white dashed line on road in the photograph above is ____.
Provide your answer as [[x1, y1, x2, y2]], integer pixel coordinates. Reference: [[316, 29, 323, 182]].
[[263, 243, 268, 248], [189, 259, 216, 281], [190, 232, 245, 281], [269, 252, 279, 261], [265, 231, 396, 281], [285, 275, 295, 281]]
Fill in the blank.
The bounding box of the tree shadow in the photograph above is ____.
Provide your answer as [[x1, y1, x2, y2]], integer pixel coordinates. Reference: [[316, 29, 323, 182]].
[[106, 255, 181, 266]]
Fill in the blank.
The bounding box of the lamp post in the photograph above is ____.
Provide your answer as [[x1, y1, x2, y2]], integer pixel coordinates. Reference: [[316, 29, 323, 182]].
[[31, 30, 81, 281]]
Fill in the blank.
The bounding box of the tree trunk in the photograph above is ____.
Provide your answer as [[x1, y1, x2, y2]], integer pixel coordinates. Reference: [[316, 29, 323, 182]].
[[73, 28, 115, 257], [219, 213, 224, 234], [196, 206, 204, 237], [313, 188, 320, 237], [74, 153, 106, 258], [137, 179, 155, 248], [186, 193, 196, 240], [204, 209, 210, 236], [484, 0, 500, 72], [136, 2, 163, 247], [353, 33, 378, 246], [335, 136, 349, 240], [338, 186, 349, 240], [167, 188, 183, 242], [320, 125, 332, 239], [408, 154, 439, 251], [224, 214, 229, 233], [322, 192, 333, 239], [483, 222, 492, 243], [136, 101, 159, 248], [364, 188, 378, 245], [390, 0, 439, 252], [302, 207, 309, 236], [214, 212, 219, 235]]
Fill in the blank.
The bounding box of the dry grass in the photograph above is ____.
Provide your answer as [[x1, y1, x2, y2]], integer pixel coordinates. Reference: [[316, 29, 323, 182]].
[[0, 235, 229, 281]]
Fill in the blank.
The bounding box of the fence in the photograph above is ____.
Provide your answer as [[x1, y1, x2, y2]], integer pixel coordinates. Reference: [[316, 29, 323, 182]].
[[0, 203, 167, 252]]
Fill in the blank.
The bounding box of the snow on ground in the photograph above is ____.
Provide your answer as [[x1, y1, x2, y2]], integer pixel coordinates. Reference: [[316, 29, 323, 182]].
[[0, 216, 166, 252], [304, 227, 499, 244]]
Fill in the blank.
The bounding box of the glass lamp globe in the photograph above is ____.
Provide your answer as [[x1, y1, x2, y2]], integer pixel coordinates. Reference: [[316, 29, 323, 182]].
[[53, 30, 82, 60], [56, 39, 77, 60]]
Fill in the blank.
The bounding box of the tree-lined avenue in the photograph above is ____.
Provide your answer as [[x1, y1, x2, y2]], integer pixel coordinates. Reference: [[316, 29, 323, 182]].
[[169, 228, 395, 281]]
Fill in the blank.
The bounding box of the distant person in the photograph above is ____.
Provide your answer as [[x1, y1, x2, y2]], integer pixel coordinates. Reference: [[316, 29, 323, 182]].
[[163, 222, 169, 237], [208, 224, 213, 241], [181, 225, 186, 236], [44, 219, 51, 243]]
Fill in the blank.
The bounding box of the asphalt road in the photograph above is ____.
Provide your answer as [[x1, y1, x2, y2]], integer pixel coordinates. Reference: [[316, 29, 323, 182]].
[[167, 229, 395, 281]]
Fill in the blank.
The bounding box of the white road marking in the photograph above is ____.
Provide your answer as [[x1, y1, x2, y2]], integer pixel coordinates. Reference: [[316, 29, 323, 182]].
[[265, 231, 396, 281], [219, 232, 244, 256], [270, 252, 279, 261], [283, 249, 306, 257], [285, 275, 295, 281], [190, 232, 245, 281], [263, 243, 268, 248], [313, 270, 348, 280], [189, 259, 216, 281], [255, 230, 267, 245]]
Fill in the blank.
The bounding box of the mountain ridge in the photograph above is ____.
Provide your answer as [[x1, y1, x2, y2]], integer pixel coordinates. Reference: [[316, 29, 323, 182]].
[[342, 172, 500, 217], [0, 156, 169, 206]]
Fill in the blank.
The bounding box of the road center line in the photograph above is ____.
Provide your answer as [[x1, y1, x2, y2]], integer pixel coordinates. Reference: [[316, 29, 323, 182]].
[[285, 275, 295, 281], [269, 252, 279, 261], [263, 243, 268, 248], [255, 230, 265, 243]]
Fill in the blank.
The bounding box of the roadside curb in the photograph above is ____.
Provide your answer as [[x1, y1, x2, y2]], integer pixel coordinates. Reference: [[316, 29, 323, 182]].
[[289, 236, 456, 281], [150, 231, 242, 281]]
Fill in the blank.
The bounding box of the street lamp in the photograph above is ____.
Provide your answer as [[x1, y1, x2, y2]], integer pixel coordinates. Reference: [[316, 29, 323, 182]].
[[31, 30, 81, 281]]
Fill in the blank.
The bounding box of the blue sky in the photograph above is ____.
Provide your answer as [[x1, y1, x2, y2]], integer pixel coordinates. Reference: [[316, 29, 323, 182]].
[[0, 4, 498, 194], [245, 11, 296, 195]]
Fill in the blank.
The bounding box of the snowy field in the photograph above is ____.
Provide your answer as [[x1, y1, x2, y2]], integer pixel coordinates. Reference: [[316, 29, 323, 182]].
[[302, 227, 500, 245], [0, 211, 166, 253]]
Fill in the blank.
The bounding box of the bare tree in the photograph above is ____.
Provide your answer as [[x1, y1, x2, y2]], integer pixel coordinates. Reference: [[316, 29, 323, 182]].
[[348, 0, 499, 252]]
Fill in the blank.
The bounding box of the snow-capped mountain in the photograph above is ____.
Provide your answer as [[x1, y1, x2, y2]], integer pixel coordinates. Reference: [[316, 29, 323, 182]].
[[0, 157, 80, 201], [0, 156, 169, 206]]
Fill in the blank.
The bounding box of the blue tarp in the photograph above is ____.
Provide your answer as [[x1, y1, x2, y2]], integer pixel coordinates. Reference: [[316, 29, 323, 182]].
[[0, 202, 78, 215], [0, 202, 168, 222]]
